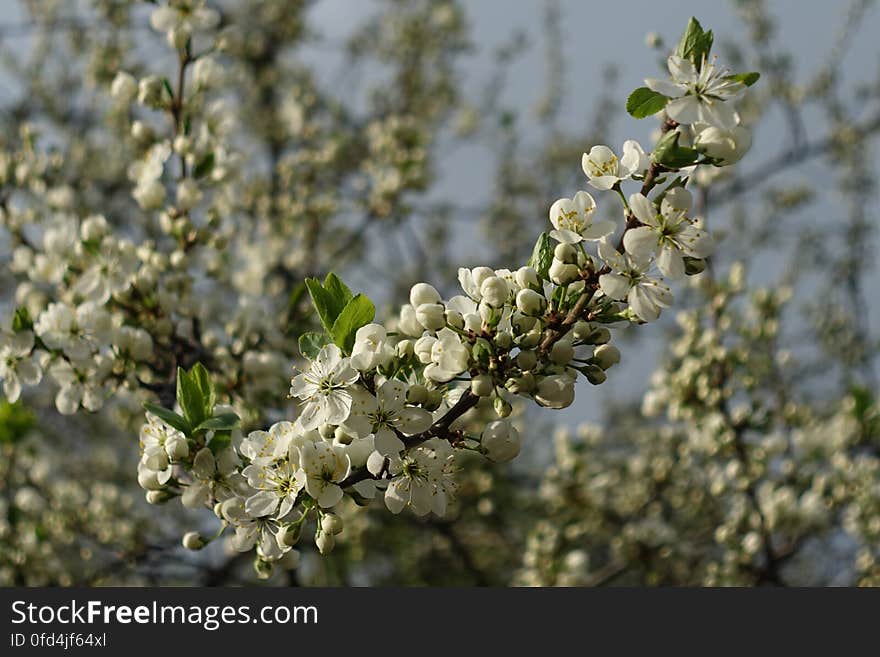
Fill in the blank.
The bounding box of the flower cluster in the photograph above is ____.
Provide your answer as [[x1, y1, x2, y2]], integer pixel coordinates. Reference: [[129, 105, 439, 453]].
[[133, 16, 761, 575], [515, 267, 880, 586]]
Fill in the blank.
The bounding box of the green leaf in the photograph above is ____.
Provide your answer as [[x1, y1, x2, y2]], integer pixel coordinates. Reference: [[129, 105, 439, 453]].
[[850, 385, 873, 421], [144, 402, 191, 435], [305, 278, 339, 334], [323, 272, 353, 309], [652, 131, 700, 169], [192, 152, 215, 179], [190, 363, 215, 416], [195, 412, 240, 433], [0, 401, 35, 445], [11, 307, 32, 332], [726, 71, 760, 87], [626, 87, 669, 119], [299, 331, 331, 360], [675, 17, 713, 66], [162, 77, 174, 99], [176, 366, 211, 429], [527, 232, 554, 280], [330, 294, 376, 353], [207, 430, 232, 454]]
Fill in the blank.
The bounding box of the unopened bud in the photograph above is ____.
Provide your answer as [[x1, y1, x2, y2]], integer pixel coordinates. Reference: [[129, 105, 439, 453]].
[[321, 513, 344, 536], [406, 384, 429, 405], [517, 349, 537, 371], [182, 531, 205, 550], [254, 558, 273, 580], [593, 344, 621, 370], [554, 242, 578, 264], [550, 340, 574, 365], [494, 397, 512, 418], [584, 365, 607, 385], [276, 523, 302, 548], [146, 490, 174, 505], [410, 283, 441, 307], [471, 374, 494, 397], [315, 531, 335, 555], [516, 288, 546, 317], [549, 259, 579, 285]]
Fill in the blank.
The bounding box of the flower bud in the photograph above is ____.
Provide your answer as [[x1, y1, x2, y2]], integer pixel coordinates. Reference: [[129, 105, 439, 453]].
[[535, 374, 575, 409], [406, 383, 429, 405], [176, 178, 202, 210], [584, 365, 607, 385], [694, 125, 752, 166], [182, 532, 205, 550], [168, 25, 191, 51], [471, 374, 494, 397], [512, 312, 537, 333], [81, 215, 108, 242], [463, 313, 482, 333], [143, 447, 169, 472], [481, 420, 521, 462], [423, 389, 443, 411], [254, 558, 273, 580], [516, 288, 546, 316], [519, 329, 542, 349], [415, 303, 446, 331], [573, 321, 610, 344], [480, 276, 509, 308], [410, 283, 441, 308], [493, 397, 512, 418], [276, 523, 302, 548], [130, 120, 154, 142], [549, 259, 579, 285], [550, 340, 574, 365], [554, 242, 578, 264], [321, 513, 344, 536], [137, 75, 165, 108], [110, 71, 138, 102], [414, 335, 437, 363], [165, 433, 189, 460], [137, 465, 167, 491], [593, 344, 621, 370], [315, 530, 335, 555], [494, 331, 513, 350], [173, 135, 192, 155], [398, 304, 424, 336], [445, 309, 464, 330], [515, 266, 539, 290], [145, 490, 174, 505], [505, 372, 535, 394], [471, 266, 495, 290], [479, 301, 499, 325], [517, 349, 537, 370], [133, 179, 165, 210]]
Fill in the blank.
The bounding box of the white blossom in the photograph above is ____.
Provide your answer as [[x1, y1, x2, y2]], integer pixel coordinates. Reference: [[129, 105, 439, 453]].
[[623, 190, 713, 279], [646, 55, 745, 129], [343, 380, 433, 456], [548, 191, 611, 244], [0, 331, 41, 402], [598, 240, 672, 322], [582, 141, 650, 190], [289, 344, 359, 430]]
